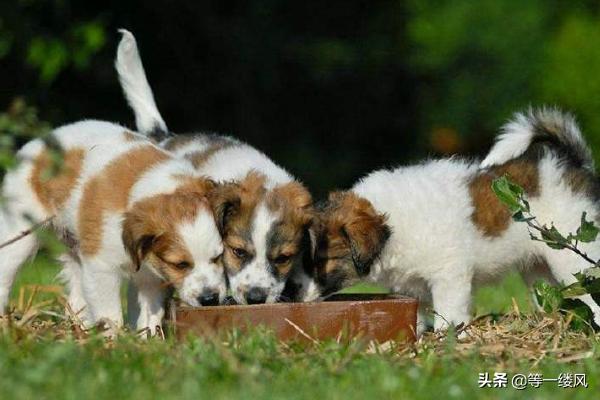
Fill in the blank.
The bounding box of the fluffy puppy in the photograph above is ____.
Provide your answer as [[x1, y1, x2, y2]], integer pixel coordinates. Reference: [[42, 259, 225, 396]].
[[115, 30, 317, 304], [309, 108, 600, 334], [0, 121, 225, 333]]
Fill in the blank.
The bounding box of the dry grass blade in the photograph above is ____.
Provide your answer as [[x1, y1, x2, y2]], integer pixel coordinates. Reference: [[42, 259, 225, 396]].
[[284, 318, 319, 345]]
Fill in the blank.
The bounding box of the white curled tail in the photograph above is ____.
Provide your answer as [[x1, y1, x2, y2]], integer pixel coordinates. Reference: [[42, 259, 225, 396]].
[[115, 29, 168, 140], [481, 107, 594, 171]]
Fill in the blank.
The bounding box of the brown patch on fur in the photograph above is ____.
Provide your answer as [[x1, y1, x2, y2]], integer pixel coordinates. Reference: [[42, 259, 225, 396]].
[[162, 135, 197, 152], [210, 171, 267, 233], [268, 181, 313, 211], [265, 181, 315, 279], [320, 192, 389, 277], [162, 134, 236, 154], [210, 172, 267, 274], [122, 185, 213, 276], [30, 148, 85, 212], [470, 159, 540, 237], [173, 175, 217, 197], [78, 145, 169, 256], [185, 141, 234, 169], [314, 191, 390, 295], [266, 182, 315, 237]]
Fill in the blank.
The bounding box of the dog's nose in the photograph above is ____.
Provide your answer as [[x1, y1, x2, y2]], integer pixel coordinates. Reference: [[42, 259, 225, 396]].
[[198, 291, 220, 306], [245, 287, 268, 304]]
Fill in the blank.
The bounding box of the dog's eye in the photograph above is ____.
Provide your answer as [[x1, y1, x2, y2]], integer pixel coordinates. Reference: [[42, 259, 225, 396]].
[[174, 261, 192, 270], [273, 254, 292, 264], [231, 247, 248, 259]]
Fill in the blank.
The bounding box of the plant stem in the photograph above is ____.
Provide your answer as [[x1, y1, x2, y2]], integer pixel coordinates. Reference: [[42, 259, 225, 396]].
[[525, 218, 597, 265], [0, 215, 55, 250]]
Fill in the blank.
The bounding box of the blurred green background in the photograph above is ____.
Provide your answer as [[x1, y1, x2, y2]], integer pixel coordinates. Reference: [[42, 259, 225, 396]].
[[2, 0, 600, 198]]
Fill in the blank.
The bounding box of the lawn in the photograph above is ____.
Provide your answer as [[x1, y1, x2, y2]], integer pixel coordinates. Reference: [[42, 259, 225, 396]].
[[1, 257, 598, 400]]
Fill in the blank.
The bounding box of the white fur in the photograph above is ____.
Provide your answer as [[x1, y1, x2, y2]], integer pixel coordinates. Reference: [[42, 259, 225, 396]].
[[0, 121, 225, 334], [116, 29, 167, 134], [481, 108, 593, 170], [176, 211, 225, 306], [56, 254, 90, 324], [325, 153, 600, 331], [197, 146, 293, 187], [129, 158, 196, 204]]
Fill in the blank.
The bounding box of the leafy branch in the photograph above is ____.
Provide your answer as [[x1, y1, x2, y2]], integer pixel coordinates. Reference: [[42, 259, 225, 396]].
[[492, 176, 598, 264], [492, 175, 600, 328]]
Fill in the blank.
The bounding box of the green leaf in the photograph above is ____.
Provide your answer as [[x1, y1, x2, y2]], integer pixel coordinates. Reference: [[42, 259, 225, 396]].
[[491, 176, 525, 213], [533, 280, 563, 313], [571, 212, 600, 243], [540, 224, 568, 249], [561, 281, 588, 298], [561, 299, 594, 331], [512, 211, 535, 222]]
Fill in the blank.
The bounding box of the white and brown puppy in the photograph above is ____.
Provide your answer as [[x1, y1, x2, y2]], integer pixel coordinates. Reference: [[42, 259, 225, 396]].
[[309, 108, 600, 334], [115, 30, 317, 305], [0, 121, 225, 332]]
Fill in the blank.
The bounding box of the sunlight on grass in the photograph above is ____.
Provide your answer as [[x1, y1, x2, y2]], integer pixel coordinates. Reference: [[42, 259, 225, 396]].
[[10, 253, 61, 305], [474, 272, 532, 315]]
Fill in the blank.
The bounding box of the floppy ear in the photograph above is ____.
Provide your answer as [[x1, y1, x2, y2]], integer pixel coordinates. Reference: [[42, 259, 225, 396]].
[[190, 177, 217, 195], [273, 181, 313, 210], [173, 176, 217, 197], [208, 183, 241, 234], [122, 210, 158, 271], [340, 206, 391, 277]]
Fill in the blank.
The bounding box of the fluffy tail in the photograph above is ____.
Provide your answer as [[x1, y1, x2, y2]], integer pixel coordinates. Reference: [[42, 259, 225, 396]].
[[115, 29, 169, 141], [481, 107, 594, 171]]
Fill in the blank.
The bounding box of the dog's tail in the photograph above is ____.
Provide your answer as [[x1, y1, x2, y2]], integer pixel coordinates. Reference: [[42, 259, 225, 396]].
[[481, 107, 594, 171], [115, 29, 170, 141]]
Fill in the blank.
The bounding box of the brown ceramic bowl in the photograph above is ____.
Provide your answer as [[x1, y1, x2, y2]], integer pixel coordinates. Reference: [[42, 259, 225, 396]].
[[167, 294, 418, 343]]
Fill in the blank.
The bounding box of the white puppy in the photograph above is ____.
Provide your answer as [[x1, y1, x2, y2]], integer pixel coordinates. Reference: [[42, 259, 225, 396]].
[[310, 108, 600, 334], [115, 30, 317, 305], [0, 121, 225, 333]]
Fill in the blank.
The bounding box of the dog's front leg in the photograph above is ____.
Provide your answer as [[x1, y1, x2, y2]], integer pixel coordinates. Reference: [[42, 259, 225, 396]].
[[81, 258, 124, 335], [129, 268, 166, 337], [430, 273, 472, 333]]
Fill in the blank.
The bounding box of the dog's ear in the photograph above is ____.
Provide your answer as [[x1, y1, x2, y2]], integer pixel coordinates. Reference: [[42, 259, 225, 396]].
[[272, 181, 313, 210], [339, 197, 391, 276], [174, 176, 217, 197], [122, 210, 159, 271], [208, 183, 241, 235], [189, 177, 217, 195]]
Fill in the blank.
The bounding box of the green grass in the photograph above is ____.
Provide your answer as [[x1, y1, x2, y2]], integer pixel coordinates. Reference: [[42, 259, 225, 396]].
[[1, 258, 598, 400], [10, 253, 61, 303]]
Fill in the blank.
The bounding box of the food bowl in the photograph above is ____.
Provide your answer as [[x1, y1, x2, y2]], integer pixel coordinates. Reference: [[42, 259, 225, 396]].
[[167, 294, 418, 343]]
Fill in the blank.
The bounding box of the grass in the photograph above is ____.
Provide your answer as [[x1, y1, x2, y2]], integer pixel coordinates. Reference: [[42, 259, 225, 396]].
[[1, 257, 599, 399]]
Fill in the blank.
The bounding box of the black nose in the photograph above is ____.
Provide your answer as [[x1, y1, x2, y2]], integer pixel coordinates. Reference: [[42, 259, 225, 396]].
[[198, 291, 220, 306], [245, 287, 268, 304]]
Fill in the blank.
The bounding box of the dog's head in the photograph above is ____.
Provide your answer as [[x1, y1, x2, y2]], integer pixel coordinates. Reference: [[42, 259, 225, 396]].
[[308, 191, 391, 299], [122, 178, 226, 306], [210, 171, 316, 304]]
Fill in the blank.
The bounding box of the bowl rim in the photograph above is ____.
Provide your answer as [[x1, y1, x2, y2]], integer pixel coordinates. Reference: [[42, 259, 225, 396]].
[[174, 293, 418, 313]]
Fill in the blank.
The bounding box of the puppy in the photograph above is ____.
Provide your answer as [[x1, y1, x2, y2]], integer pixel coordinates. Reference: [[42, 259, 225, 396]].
[[0, 121, 225, 333], [309, 108, 600, 334], [115, 30, 317, 304]]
